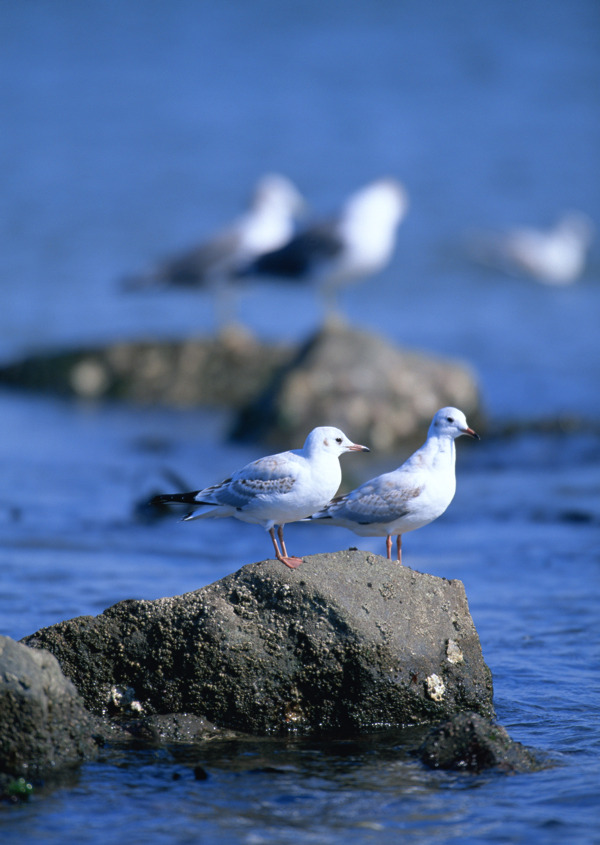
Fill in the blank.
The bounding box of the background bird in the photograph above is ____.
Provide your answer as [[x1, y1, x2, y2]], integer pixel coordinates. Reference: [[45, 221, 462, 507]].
[[151, 425, 369, 569], [308, 407, 479, 563], [123, 172, 305, 326], [239, 177, 409, 316], [468, 211, 594, 284]]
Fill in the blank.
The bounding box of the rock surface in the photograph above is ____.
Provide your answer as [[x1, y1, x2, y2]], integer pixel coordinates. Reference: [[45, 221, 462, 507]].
[[418, 711, 545, 773], [23, 551, 494, 736], [0, 636, 99, 786], [232, 321, 481, 451]]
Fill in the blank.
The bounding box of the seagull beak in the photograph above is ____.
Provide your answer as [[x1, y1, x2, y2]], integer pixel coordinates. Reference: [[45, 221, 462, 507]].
[[349, 443, 370, 452], [463, 427, 480, 440]]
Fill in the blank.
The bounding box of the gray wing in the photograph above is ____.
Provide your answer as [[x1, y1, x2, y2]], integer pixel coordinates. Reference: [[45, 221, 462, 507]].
[[316, 476, 421, 525], [123, 227, 242, 290], [198, 455, 297, 510], [157, 227, 244, 286]]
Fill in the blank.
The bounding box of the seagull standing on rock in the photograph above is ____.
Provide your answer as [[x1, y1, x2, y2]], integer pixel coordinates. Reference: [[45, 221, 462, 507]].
[[123, 173, 305, 325], [151, 426, 369, 569], [239, 177, 409, 316], [307, 408, 479, 563]]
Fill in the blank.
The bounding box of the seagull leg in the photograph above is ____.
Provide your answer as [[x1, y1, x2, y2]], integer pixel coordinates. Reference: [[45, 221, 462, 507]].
[[277, 525, 289, 558], [386, 535, 392, 560], [269, 527, 303, 569], [396, 535, 403, 565], [215, 281, 240, 333], [321, 283, 346, 327]]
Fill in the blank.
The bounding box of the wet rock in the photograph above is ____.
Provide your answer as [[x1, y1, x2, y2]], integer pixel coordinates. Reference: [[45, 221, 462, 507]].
[[232, 321, 481, 451], [23, 550, 493, 736], [120, 713, 240, 744], [193, 764, 210, 781], [0, 331, 292, 408], [0, 636, 99, 791], [418, 711, 544, 773]]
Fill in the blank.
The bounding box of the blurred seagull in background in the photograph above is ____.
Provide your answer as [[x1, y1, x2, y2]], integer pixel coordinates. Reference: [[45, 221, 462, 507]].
[[123, 173, 305, 326], [150, 426, 369, 570], [307, 407, 478, 564], [239, 177, 409, 317], [468, 211, 594, 285]]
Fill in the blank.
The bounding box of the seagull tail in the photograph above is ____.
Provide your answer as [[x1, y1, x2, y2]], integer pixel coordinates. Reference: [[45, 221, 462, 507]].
[[303, 509, 333, 522], [150, 491, 200, 507]]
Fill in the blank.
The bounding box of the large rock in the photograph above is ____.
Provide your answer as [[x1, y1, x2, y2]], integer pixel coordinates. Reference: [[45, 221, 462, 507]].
[[23, 551, 494, 736], [0, 636, 98, 784], [232, 321, 481, 451]]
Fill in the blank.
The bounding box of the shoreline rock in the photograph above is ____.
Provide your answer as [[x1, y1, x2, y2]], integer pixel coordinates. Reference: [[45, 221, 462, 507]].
[[22, 550, 494, 736]]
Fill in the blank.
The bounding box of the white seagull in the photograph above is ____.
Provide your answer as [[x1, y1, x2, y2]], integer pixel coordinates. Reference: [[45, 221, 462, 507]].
[[239, 177, 409, 314], [469, 211, 594, 285], [308, 408, 479, 564], [123, 173, 305, 323], [151, 426, 369, 569]]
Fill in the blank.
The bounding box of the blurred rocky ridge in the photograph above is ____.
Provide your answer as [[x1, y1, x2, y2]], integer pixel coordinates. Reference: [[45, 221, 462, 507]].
[[0, 322, 482, 452]]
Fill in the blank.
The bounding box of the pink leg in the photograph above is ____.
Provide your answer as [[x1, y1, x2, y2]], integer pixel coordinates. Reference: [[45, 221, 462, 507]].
[[277, 525, 289, 558], [386, 535, 392, 560], [269, 527, 303, 569], [396, 534, 403, 565]]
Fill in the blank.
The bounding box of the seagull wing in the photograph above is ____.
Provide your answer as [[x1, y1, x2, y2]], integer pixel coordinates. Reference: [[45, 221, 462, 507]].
[[122, 226, 243, 291], [152, 227, 243, 287], [197, 454, 298, 511], [316, 476, 422, 525]]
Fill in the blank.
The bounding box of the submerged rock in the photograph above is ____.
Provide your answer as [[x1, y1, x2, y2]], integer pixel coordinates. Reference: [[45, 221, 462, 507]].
[[418, 711, 545, 773], [23, 551, 493, 736], [0, 636, 99, 791], [232, 321, 481, 451]]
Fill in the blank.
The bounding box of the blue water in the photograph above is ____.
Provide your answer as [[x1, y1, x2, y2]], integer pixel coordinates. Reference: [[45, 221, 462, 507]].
[[1, 1, 599, 842]]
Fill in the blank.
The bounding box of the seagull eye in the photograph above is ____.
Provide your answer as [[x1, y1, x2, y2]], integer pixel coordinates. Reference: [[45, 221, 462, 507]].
[[446, 416, 454, 423], [335, 437, 343, 444]]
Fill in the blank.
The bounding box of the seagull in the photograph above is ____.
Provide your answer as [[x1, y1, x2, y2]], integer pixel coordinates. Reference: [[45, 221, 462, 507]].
[[150, 426, 369, 569], [123, 173, 305, 324], [307, 408, 479, 564], [239, 178, 409, 314], [469, 211, 594, 285]]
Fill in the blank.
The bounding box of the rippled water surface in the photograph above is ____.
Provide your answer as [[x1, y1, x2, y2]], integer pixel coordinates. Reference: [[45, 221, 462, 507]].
[[1, 1, 599, 842]]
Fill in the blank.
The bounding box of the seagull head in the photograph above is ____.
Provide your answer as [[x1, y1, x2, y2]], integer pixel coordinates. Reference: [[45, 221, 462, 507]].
[[344, 178, 409, 230], [429, 407, 480, 441], [557, 210, 595, 247], [251, 173, 306, 219], [337, 178, 409, 272], [303, 426, 370, 457]]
